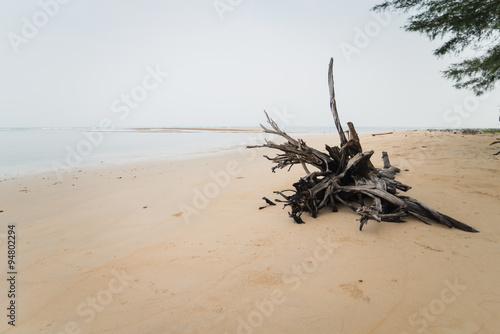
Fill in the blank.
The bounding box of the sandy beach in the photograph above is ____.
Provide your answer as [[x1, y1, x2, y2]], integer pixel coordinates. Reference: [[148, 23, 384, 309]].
[[1, 130, 499, 334]]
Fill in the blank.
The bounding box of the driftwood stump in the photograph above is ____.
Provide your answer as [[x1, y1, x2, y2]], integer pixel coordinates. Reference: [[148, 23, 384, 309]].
[[491, 139, 500, 155], [249, 58, 478, 233]]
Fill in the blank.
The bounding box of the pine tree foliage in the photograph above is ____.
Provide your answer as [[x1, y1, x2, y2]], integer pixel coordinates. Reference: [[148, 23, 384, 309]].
[[373, 0, 500, 95]]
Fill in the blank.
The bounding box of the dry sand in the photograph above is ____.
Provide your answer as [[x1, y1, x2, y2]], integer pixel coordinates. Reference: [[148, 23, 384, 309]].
[[1, 130, 499, 334]]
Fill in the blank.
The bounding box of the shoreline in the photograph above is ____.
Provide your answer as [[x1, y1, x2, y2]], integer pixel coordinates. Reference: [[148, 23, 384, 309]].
[[3, 128, 499, 180]]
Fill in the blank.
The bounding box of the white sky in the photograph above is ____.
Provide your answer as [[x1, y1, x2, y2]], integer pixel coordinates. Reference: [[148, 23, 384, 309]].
[[0, 0, 498, 129]]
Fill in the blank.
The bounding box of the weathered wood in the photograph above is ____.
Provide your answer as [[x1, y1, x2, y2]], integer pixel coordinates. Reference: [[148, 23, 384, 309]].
[[249, 58, 478, 233], [490, 140, 500, 155], [263, 197, 276, 206], [259, 197, 277, 210], [328, 58, 347, 147], [379, 151, 401, 178], [382, 151, 391, 169], [372, 132, 393, 136]]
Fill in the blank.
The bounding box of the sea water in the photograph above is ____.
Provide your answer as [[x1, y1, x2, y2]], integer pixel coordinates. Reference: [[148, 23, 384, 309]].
[[0, 125, 412, 178]]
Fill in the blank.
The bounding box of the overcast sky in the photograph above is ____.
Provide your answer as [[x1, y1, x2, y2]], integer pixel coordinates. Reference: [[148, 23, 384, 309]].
[[0, 0, 498, 129]]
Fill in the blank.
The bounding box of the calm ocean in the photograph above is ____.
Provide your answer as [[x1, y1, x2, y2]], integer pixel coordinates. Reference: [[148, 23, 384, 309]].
[[0, 126, 410, 177]]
